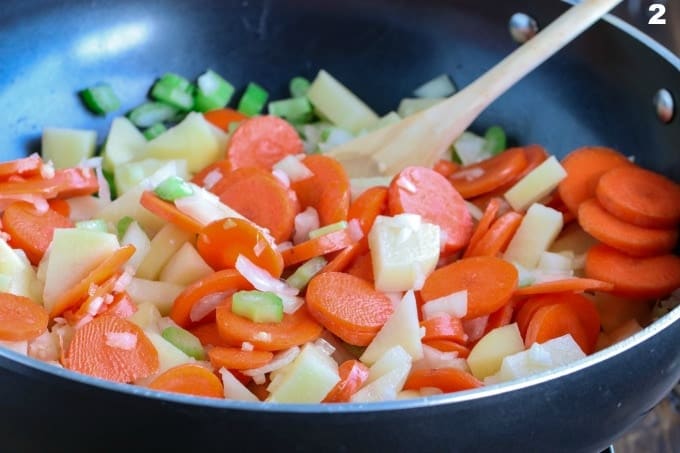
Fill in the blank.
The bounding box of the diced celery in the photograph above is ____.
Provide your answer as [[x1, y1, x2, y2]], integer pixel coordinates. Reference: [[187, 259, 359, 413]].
[[75, 219, 108, 233], [161, 326, 205, 360], [114, 158, 188, 196], [286, 257, 327, 289], [151, 73, 195, 111], [194, 69, 235, 112], [268, 97, 313, 123], [317, 127, 354, 153], [128, 102, 179, 128], [80, 83, 120, 115], [143, 123, 167, 141], [453, 131, 490, 165], [153, 176, 193, 201], [289, 76, 311, 98], [231, 290, 283, 323], [483, 126, 507, 155], [308, 220, 347, 239], [116, 216, 135, 239], [237, 82, 269, 116], [413, 74, 456, 98]]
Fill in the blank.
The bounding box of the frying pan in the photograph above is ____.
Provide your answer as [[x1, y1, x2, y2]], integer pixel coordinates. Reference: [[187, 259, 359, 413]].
[[0, 1, 678, 452]]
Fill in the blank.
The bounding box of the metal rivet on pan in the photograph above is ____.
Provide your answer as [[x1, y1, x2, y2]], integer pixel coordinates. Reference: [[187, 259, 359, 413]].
[[509, 13, 539, 43], [653, 89, 675, 124]]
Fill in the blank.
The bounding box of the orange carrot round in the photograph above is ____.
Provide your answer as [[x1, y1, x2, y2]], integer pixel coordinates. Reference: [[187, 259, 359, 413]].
[[196, 217, 284, 277], [512, 277, 614, 297], [0, 292, 49, 341], [170, 269, 252, 328], [47, 198, 71, 218], [524, 303, 592, 353], [0, 154, 43, 180], [203, 108, 248, 131], [281, 228, 355, 267], [213, 167, 299, 243], [148, 363, 224, 398], [323, 359, 370, 403], [191, 159, 232, 189], [227, 115, 303, 171], [403, 368, 483, 393], [557, 146, 632, 216], [449, 147, 528, 199], [306, 272, 393, 346], [466, 211, 523, 257], [433, 159, 460, 178], [348, 186, 388, 234], [290, 155, 351, 226], [215, 298, 323, 351], [321, 238, 368, 274], [3, 202, 73, 265], [596, 165, 680, 229], [421, 256, 518, 319], [208, 346, 274, 370], [188, 322, 232, 348], [463, 197, 502, 258], [585, 244, 680, 299], [420, 314, 467, 343], [65, 315, 159, 383], [389, 166, 473, 254], [578, 198, 678, 257], [345, 250, 374, 282], [140, 191, 204, 234], [422, 340, 471, 359], [101, 292, 137, 319]]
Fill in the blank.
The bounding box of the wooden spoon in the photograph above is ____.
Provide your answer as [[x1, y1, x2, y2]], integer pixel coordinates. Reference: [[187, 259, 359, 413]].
[[325, 0, 623, 178]]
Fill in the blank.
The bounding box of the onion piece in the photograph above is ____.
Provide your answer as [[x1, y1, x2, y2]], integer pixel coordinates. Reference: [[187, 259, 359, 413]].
[[293, 207, 319, 244], [219, 368, 260, 402], [189, 291, 233, 323], [241, 342, 254, 352], [347, 218, 364, 242], [242, 346, 300, 377], [412, 344, 468, 371], [273, 155, 314, 182], [279, 294, 304, 314], [202, 169, 223, 190], [271, 169, 291, 188], [313, 338, 336, 356], [104, 332, 137, 350], [422, 290, 468, 320], [235, 255, 299, 297], [464, 201, 484, 221]]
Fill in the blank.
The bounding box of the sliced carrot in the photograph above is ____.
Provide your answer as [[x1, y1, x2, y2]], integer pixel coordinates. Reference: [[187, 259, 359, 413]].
[[66, 273, 121, 325], [101, 292, 137, 319], [2, 201, 73, 265], [557, 146, 632, 216], [281, 228, 355, 267], [0, 154, 43, 180], [421, 256, 518, 319], [215, 298, 323, 351], [348, 186, 388, 234], [170, 269, 251, 328], [0, 168, 99, 199], [403, 368, 483, 393], [188, 322, 232, 347], [203, 108, 248, 132], [140, 191, 204, 234], [47, 198, 70, 218], [65, 315, 159, 383], [197, 217, 284, 277], [524, 303, 592, 354], [449, 147, 528, 199], [433, 159, 460, 178], [420, 315, 467, 343], [290, 155, 351, 226], [208, 346, 274, 370], [148, 363, 224, 398], [321, 238, 368, 274], [422, 340, 471, 359], [191, 159, 232, 189], [389, 166, 473, 254], [463, 198, 501, 258], [0, 292, 49, 341], [50, 245, 136, 318], [596, 165, 680, 229], [513, 277, 614, 297], [323, 359, 370, 403], [346, 250, 374, 282], [578, 199, 678, 257], [212, 167, 299, 243], [227, 115, 303, 171], [466, 211, 522, 258], [484, 298, 519, 334], [585, 244, 680, 299], [306, 272, 393, 346]]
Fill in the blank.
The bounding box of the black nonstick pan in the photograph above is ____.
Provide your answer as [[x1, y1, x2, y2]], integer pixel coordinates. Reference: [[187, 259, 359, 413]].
[[0, 1, 678, 452]]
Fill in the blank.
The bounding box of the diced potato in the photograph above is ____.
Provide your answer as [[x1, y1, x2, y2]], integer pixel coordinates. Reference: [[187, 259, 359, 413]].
[[129, 302, 162, 332], [42, 229, 119, 312], [397, 98, 444, 117], [102, 117, 146, 172], [0, 239, 41, 302], [368, 214, 440, 292], [114, 158, 189, 196], [144, 331, 194, 375], [504, 156, 567, 212], [307, 70, 379, 133], [361, 291, 423, 365], [504, 203, 563, 269], [208, 123, 229, 160], [363, 111, 401, 133], [351, 346, 412, 403], [537, 251, 573, 272], [485, 335, 585, 384], [141, 112, 219, 173], [66, 196, 107, 222], [219, 368, 259, 402], [135, 224, 193, 280], [120, 221, 151, 271], [467, 323, 525, 379], [159, 242, 213, 286], [174, 184, 246, 226], [126, 278, 185, 315], [365, 345, 413, 384], [267, 343, 340, 403], [42, 127, 96, 169]]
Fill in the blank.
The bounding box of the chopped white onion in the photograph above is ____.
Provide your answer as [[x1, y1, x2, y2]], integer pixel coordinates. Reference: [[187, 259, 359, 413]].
[[74, 314, 93, 329], [293, 207, 319, 244], [273, 155, 314, 182], [253, 239, 266, 257], [271, 169, 291, 188], [347, 218, 364, 242], [277, 241, 293, 252], [202, 169, 223, 190], [219, 368, 260, 402], [235, 255, 299, 296], [422, 290, 468, 319], [104, 332, 137, 350], [460, 167, 486, 181], [156, 317, 180, 332], [80, 157, 110, 204], [86, 296, 105, 316], [253, 331, 272, 343], [113, 268, 134, 293], [313, 338, 336, 356], [28, 331, 60, 362], [40, 160, 55, 179], [280, 294, 304, 314], [241, 342, 254, 352], [189, 291, 233, 323], [242, 346, 300, 377], [465, 201, 484, 221]]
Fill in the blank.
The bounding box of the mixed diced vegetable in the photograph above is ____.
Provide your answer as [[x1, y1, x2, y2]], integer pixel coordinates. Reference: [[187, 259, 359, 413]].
[[0, 69, 679, 404]]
